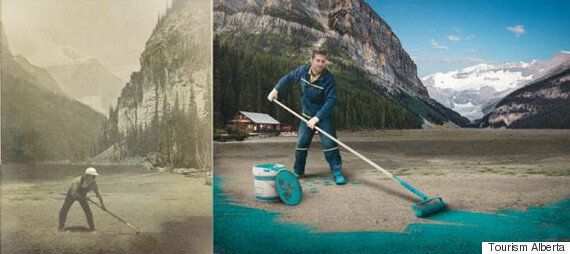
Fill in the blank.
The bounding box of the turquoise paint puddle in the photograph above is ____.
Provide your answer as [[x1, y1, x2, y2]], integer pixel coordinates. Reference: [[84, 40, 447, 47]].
[[303, 176, 360, 187], [301, 178, 359, 195], [214, 177, 570, 253]]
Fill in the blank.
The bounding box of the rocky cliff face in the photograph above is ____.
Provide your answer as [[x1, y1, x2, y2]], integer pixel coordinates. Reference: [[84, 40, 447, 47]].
[[214, 0, 467, 126], [215, 0, 426, 98], [112, 0, 211, 169], [326, 0, 427, 98], [116, 0, 210, 133], [479, 66, 570, 128]]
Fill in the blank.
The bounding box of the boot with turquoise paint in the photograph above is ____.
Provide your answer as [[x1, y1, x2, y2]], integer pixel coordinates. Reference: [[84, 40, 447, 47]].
[[332, 166, 346, 185]]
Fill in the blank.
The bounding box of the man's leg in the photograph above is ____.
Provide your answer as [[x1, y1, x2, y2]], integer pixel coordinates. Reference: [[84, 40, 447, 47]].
[[78, 199, 95, 230], [318, 118, 345, 185], [58, 192, 75, 230], [293, 120, 315, 176]]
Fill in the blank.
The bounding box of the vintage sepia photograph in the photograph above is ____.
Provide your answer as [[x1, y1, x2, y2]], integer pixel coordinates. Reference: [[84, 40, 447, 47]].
[[1, 0, 212, 253]]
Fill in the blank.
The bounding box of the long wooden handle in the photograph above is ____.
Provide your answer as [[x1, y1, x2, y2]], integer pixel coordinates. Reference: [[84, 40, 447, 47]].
[[272, 99, 396, 180], [87, 198, 140, 233]]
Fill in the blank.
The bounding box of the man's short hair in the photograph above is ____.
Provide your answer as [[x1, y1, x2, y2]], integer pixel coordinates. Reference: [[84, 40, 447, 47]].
[[312, 48, 328, 59]]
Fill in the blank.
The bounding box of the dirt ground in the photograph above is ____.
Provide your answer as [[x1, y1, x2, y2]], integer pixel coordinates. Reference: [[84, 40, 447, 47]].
[[1, 164, 212, 253], [214, 129, 570, 232]]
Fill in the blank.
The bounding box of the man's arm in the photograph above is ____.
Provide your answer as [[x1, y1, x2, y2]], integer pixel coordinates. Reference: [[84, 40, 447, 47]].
[[275, 65, 305, 92], [315, 77, 338, 120], [268, 65, 306, 101], [93, 182, 106, 210]]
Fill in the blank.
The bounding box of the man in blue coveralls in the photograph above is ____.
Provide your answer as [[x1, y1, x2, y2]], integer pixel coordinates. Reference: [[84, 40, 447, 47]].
[[267, 48, 346, 185]]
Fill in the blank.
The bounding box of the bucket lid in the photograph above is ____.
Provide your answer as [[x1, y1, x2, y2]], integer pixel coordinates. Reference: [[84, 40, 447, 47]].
[[253, 163, 287, 176], [275, 170, 302, 206]]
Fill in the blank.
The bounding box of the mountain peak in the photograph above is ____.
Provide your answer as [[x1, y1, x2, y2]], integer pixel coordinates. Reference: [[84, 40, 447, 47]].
[[214, 0, 470, 127], [45, 57, 124, 114], [13, 55, 30, 63], [552, 50, 570, 64], [62, 46, 90, 62], [84, 58, 105, 67], [423, 51, 570, 121]]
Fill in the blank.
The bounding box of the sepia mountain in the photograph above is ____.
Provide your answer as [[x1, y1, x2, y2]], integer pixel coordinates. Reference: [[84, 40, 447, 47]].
[[45, 58, 125, 114], [13, 55, 66, 96], [1, 23, 107, 162], [106, 0, 211, 169]]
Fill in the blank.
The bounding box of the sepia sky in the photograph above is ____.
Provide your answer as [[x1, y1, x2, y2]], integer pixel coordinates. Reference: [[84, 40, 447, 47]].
[[2, 0, 171, 81]]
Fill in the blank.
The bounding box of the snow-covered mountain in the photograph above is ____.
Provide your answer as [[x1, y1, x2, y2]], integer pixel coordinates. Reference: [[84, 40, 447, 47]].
[[422, 51, 570, 121], [479, 66, 570, 128], [45, 58, 125, 114]]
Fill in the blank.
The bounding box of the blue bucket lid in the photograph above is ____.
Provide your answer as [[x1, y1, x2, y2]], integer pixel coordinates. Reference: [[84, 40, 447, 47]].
[[275, 170, 302, 206]]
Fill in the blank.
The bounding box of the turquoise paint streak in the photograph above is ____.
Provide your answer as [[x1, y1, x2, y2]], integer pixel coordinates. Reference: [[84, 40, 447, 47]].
[[214, 177, 570, 254]]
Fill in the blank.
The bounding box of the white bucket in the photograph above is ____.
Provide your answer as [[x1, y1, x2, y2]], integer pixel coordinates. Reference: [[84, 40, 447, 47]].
[[252, 163, 286, 202]]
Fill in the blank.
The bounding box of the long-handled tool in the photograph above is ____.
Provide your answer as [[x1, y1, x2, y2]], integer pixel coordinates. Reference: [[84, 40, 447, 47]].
[[272, 99, 446, 217], [87, 198, 141, 234]]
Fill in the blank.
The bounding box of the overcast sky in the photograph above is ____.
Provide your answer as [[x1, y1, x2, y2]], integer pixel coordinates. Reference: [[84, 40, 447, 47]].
[[2, 0, 170, 81]]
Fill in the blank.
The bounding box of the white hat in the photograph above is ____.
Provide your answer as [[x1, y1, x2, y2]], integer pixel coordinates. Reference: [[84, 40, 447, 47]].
[[85, 167, 99, 176]]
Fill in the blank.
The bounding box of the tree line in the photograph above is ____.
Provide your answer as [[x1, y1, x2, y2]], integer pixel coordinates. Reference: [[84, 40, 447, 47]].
[[100, 84, 210, 170], [213, 37, 422, 131]]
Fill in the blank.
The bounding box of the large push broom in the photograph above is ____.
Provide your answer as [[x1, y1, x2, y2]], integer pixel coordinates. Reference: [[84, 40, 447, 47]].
[[272, 99, 447, 217]]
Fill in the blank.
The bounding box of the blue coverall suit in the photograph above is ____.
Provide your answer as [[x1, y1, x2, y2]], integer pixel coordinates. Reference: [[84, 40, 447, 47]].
[[274, 64, 343, 176]]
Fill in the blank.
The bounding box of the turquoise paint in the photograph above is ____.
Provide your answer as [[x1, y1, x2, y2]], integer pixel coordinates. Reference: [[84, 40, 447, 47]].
[[255, 196, 280, 201], [311, 178, 372, 186], [254, 175, 276, 181], [309, 187, 319, 194], [215, 177, 570, 254], [275, 170, 303, 206], [394, 175, 428, 200], [255, 163, 285, 171]]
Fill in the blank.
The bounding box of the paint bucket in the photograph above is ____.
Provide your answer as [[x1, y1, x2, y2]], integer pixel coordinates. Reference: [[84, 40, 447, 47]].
[[252, 163, 286, 202]]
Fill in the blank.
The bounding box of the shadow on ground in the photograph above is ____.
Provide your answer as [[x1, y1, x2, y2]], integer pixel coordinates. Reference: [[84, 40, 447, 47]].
[[129, 216, 212, 254]]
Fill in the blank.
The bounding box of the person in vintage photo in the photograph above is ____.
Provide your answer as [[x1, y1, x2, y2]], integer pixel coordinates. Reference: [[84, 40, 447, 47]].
[[1, 0, 212, 252], [58, 167, 105, 232]]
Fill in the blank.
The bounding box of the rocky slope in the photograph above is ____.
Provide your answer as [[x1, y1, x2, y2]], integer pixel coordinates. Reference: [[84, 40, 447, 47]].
[[478, 65, 570, 128], [46, 58, 125, 114], [13, 55, 66, 96], [214, 0, 469, 127], [111, 0, 211, 169], [1, 23, 107, 162], [423, 51, 570, 121]]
